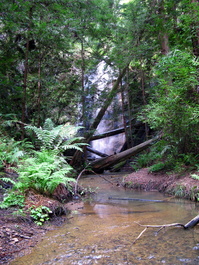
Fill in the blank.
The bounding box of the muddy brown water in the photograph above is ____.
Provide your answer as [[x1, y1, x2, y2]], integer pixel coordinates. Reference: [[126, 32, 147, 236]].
[[10, 174, 199, 265]]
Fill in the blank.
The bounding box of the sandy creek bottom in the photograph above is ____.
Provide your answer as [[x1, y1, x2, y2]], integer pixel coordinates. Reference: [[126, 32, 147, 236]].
[[10, 174, 199, 265]]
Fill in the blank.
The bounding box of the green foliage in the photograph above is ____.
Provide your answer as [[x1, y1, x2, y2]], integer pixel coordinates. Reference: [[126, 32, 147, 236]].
[[14, 149, 76, 195], [132, 152, 159, 170], [149, 162, 166, 173], [30, 206, 52, 226], [25, 119, 86, 153], [130, 142, 165, 171], [0, 120, 83, 211], [190, 174, 199, 181], [0, 177, 16, 190], [172, 185, 187, 198], [141, 50, 199, 160], [0, 192, 25, 209], [189, 186, 199, 202], [0, 135, 33, 170]]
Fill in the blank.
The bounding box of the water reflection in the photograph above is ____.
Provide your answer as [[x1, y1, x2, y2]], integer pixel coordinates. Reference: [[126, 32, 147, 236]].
[[10, 175, 199, 265]]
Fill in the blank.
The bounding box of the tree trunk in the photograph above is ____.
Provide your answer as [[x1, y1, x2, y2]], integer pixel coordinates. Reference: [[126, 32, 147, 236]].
[[37, 53, 42, 127], [90, 136, 159, 171], [21, 39, 29, 139], [158, 0, 169, 55], [88, 66, 128, 134], [120, 70, 129, 148], [21, 7, 33, 139], [191, 0, 199, 57], [126, 68, 133, 147]]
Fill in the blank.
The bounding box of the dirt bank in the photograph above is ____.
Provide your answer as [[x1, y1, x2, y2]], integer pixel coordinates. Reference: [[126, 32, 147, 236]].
[[123, 168, 199, 200], [0, 196, 83, 265]]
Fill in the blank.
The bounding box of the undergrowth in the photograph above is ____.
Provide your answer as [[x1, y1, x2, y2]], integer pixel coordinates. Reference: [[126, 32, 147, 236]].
[[0, 118, 86, 225]]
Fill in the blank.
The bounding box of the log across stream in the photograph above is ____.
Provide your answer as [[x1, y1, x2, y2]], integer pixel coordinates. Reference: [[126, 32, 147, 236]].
[[10, 174, 199, 265]]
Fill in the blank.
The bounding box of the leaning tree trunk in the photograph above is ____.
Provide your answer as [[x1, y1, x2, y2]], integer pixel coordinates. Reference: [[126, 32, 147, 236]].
[[88, 66, 128, 133], [70, 66, 128, 168]]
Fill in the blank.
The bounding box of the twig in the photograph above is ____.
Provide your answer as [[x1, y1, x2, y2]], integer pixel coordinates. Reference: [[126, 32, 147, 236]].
[[133, 227, 147, 244], [74, 168, 115, 194], [133, 221, 185, 244], [74, 168, 87, 194], [134, 221, 185, 228]]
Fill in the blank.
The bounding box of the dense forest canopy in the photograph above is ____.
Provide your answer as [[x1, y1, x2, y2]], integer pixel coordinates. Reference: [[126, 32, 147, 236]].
[[1, 0, 199, 172]]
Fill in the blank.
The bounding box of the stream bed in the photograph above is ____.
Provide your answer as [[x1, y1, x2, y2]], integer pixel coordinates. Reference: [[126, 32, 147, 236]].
[[10, 174, 199, 265]]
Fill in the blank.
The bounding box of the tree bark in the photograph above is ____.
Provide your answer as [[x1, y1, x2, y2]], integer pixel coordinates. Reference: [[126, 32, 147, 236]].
[[37, 53, 42, 127], [158, 0, 169, 55], [191, 0, 199, 57], [120, 70, 129, 148]]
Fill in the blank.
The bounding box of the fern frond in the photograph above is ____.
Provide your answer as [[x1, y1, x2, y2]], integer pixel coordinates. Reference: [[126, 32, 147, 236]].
[[1, 177, 16, 185], [61, 144, 83, 152], [64, 137, 84, 145], [43, 118, 55, 131], [25, 125, 55, 149], [25, 121, 86, 154]]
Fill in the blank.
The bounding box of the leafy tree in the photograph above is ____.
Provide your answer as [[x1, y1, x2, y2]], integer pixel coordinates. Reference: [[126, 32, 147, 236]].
[[141, 50, 199, 162]]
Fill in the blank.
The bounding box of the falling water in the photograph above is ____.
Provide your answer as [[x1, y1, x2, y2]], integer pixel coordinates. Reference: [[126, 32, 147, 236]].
[[84, 61, 125, 157]]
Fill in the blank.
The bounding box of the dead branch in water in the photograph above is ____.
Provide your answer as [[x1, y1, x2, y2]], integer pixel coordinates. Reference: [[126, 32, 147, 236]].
[[133, 215, 199, 244], [74, 168, 116, 195]]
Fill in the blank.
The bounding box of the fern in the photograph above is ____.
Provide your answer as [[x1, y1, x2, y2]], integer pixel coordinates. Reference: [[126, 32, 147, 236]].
[[0, 137, 32, 168], [14, 149, 76, 195], [1, 177, 16, 186], [43, 118, 55, 131], [0, 191, 25, 209], [0, 176, 16, 190], [25, 119, 86, 153]]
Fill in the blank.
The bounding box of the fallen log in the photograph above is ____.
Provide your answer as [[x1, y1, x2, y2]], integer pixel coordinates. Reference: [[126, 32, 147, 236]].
[[86, 146, 108, 157], [90, 135, 159, 171], [184, 214, 199, 229], [91, 127, 126, 141], [108, 197, 164, 202], [90, 121, 142, 141], [108, 196, 190, 205]]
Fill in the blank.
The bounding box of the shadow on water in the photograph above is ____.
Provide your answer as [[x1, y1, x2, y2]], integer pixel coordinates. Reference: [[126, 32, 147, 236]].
[[10, 174, 199, 265]]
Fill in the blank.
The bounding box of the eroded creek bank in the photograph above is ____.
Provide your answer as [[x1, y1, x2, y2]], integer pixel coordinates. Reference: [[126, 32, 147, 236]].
[[8, 171, 199, 265]]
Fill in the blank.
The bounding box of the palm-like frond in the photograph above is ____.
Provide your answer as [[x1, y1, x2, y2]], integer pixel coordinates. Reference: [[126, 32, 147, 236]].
[[25, 120, 86, 153]]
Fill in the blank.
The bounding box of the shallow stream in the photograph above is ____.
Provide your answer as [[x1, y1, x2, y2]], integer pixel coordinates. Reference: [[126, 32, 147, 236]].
[[11, 174, 199, 265]]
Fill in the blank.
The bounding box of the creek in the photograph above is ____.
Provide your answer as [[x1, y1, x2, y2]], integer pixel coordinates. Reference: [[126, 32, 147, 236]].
[[11, 174, 199, 265]]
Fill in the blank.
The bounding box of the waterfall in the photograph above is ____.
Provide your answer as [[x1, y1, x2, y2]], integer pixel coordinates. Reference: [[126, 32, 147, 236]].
[[84, 61, 125, 158]]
